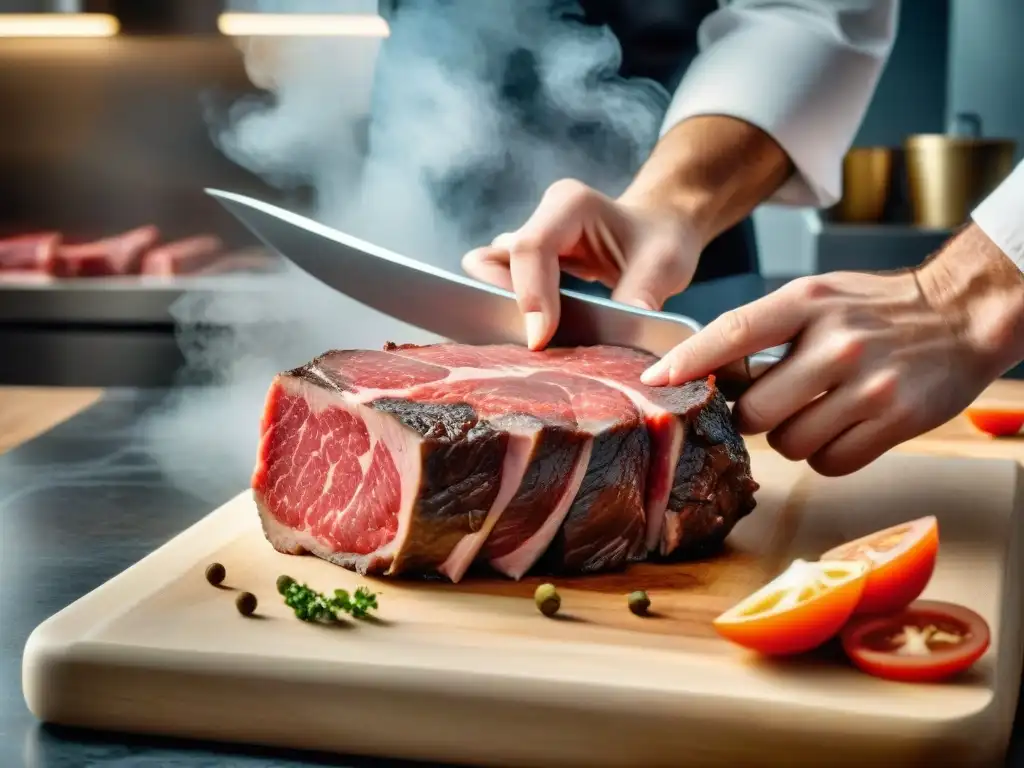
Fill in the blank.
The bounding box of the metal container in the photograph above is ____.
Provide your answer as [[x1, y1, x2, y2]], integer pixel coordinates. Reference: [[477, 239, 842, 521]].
[[905, 112, 1017, 229], [834, 146, 894, 223]]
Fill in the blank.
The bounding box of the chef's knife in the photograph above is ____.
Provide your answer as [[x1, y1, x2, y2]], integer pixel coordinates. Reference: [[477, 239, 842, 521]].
[[205, 188, 786, 400]]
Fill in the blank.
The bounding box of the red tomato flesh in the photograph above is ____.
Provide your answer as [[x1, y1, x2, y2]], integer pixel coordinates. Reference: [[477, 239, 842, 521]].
[[820, 516, 938, 615], [840, 600, 990, 683], [965, 408, 1024, 437]]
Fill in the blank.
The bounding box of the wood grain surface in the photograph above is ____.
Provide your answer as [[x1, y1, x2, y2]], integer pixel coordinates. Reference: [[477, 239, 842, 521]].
[[0, 386, 101, 455]]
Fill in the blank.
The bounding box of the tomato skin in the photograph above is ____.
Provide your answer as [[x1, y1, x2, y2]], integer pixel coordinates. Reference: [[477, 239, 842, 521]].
[[714, 561, 868, 656], [821, 516, 939, 616], [840, 600, 991, 683], [965, 408, 1024, 437]]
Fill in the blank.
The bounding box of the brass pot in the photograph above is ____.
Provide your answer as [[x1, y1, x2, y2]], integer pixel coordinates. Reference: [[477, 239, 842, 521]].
[[904, 113, 1017, 229], [835, 147, 894, 223]]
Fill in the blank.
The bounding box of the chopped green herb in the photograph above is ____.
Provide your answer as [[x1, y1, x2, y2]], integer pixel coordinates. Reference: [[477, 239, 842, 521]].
[[277, 575, 379, 622], [345, 586, 380, 619]]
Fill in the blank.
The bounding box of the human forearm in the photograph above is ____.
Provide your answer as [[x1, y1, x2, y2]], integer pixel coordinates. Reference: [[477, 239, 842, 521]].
[[649, 0, 898, 208], [618, 115, 792, 248]]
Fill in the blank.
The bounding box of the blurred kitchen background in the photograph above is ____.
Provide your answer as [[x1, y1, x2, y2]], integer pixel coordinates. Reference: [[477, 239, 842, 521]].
[[0, 0, 1021, 388]]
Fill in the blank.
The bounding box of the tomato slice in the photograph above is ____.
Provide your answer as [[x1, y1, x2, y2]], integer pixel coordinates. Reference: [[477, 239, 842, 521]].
[[965, 407, 1024, 437], [840, 600, 990, 683], [713, 559, 868, 656], [820, 516, 938, 616]]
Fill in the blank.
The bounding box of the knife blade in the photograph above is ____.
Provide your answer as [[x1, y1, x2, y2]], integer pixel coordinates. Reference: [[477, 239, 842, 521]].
[[205, 188, 785, 400]]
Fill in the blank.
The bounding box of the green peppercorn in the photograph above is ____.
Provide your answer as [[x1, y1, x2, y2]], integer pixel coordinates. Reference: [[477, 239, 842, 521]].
[[627, 590, 650, 616], [276, 574, 296, 595], [236, 591, 258, 617], [205, 562, 226, 586], [534, 583, 560, 617]]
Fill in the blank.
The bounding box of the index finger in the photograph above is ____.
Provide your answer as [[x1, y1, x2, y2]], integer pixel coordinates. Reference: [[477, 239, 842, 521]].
[[505, 180, 601, 349], [640, 283, 812, 386]]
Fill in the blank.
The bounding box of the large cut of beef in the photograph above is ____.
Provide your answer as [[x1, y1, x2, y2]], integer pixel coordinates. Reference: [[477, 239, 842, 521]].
[[251, 343, 759, 582]]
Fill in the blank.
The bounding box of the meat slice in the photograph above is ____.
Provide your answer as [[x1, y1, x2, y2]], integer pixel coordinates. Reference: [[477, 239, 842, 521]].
[[530, 371, 648, 574], [251, 343, 759, 582], [0, 232, 60, 272], [660, 391, 758, 557], [252, 350, 511, 579], [140, 235, 223, 276], [396, 375, 591, 580], [51, 225, 160, 277]]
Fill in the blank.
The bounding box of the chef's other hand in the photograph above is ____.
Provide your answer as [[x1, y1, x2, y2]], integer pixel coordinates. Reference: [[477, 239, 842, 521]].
[[641, 223, 1024, 477], [462, 179, 702, 350]]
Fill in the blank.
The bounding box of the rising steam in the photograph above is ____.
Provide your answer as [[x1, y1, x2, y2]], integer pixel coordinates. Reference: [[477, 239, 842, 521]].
[[140, 0, 669, 503]]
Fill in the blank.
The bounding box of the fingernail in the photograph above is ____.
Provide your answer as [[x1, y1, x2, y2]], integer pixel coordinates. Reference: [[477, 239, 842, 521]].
[[640, 359, 670, 385], [626, 298, 655, 311], [523, 312, 546, 350]]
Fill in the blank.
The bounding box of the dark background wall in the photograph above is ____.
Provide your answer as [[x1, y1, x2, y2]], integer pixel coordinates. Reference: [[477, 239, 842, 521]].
[[854, 0, 950, 146], [948, 0, 1024, 161], [755, 0, 957, 276]]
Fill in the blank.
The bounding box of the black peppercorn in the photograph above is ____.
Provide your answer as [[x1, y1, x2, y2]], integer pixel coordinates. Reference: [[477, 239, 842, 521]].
[[236, 591, 258, 617], [205, 562, 226, 586], [276, 574, 296, 595]]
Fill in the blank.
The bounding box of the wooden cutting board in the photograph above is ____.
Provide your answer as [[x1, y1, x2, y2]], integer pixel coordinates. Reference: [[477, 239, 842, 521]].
[[22, 447, 1024, 768]]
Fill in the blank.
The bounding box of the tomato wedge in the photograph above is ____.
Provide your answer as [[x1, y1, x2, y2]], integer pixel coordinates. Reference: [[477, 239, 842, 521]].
[[965, 407, 1024, 437], [820, 516, 938, 616], [714, 559, 868, 656], [840, 600, 990, 683]]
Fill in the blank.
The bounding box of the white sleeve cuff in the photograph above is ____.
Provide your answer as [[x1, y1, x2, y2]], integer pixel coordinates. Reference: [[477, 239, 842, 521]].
[[659, 1, 898, 209], [971, 161, 1024, 271]]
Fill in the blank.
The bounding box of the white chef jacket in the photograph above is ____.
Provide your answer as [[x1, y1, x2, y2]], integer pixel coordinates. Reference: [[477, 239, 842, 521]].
[[660, 0, 900, 208], [665, 0, 1023, 268], [972, 162, 1024, 270]]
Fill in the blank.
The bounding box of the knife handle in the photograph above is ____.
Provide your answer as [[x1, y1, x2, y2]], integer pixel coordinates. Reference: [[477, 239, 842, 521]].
[[714, 344, 788, 402]]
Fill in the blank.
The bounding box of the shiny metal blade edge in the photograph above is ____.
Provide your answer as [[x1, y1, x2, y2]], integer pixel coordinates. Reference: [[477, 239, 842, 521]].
[[205, 188, 703, 357]]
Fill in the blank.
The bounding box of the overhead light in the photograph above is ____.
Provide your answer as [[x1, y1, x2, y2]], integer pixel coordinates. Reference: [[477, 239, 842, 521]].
[[0, 13, 119, 38], [217, 13, 389, 37]]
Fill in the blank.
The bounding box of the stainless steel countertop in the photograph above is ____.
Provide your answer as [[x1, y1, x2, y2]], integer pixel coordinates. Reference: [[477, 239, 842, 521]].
[[0, 274, 280, 326]]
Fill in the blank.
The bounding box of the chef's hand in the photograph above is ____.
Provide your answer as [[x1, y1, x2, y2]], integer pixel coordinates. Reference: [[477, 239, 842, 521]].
[[461, 116, 794, 350], [462, 180, 703, 349], [640, 223, 1024, 476]]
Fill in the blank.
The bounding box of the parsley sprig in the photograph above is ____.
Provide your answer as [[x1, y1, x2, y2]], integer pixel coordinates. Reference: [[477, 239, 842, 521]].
[[276, 575, 379, 622]]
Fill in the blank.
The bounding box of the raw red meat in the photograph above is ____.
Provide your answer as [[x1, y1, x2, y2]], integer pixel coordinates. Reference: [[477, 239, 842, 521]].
[[51, 225, 161, 277], [140, 235, 223, 276], [251, 342, 758, 582], [0, 232, 60, 272]]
